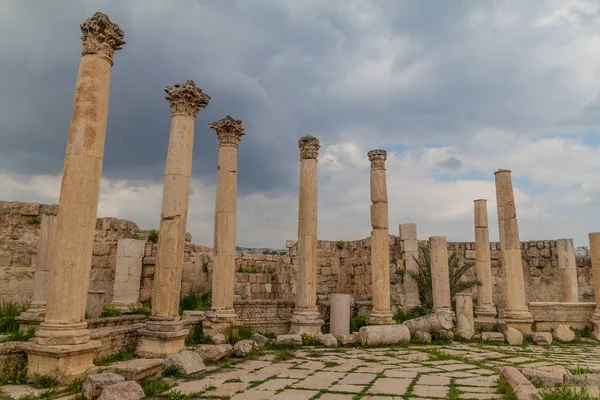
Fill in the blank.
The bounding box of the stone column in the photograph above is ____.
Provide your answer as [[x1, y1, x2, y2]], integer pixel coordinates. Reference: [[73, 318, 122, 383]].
[[557, 239, 579, 302], [399, 223, 420, 309], [589, 233, 600, 339], [473, 199, 497, 321], [19, 215, 58, 321], [110, 239, 145, 312], [23, 13, 124, 382], [205, 116, 245, 335], [430, 236, 451, 312], [330, 294, 352, 337], [368, 150, 394, 325], [289, 136, 324, 334], [137, 80, 210, 358], [494, 169, 533, 333], [455, 292, 474, 340]]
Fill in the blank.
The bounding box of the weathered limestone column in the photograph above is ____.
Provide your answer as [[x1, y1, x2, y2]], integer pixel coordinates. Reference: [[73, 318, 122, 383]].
[[368, 150, 394, 325], [557, 239, 579, 302], [23, 13, 124, 382], [430, 236, 451, 312], [589, 233, 600, 339], [456, 292, 474, 340], [473, 199, 497, 321], [19, 215, 58, 321], [289, 136, 324, 334], [494, 169, 533, 333], [330, 294, 352, 336], [205, 116, 244, 335], [399, 223, 420, 309], [137, 80, 210, 358], [110, 239, 145, 312]]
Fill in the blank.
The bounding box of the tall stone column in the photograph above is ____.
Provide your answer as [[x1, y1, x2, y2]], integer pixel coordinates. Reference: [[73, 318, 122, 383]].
[[24, 13, 124, 382], [557, 239, 578, 302], [473, 199, 496, 321], [399, 223, 420, 309], [589, 233, 600, 339], [430, 236, 451, 312], [368, 150, 394, 325], [205, 116, 244, 335], [494, 169, 533, 333], [289, 136, 324, 334], [137, 80, 210, 358]]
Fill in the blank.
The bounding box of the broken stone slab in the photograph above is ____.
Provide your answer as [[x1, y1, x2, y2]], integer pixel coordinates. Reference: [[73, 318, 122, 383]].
[[250, 333, 269, 349], [233, 339, 255, 357], [98, 381, 145, 400], [482, 332, 505, 343], [103, 358, 163, 381], [499, 366, 542, 400], [520, 367, 563, 388], [195, 344, 233, 362], [506, 327, 524, 346], [316, 333, 338, 348], [565, 373, 600, 386], [402, 309, 453, 334], [413, 330, 432, 344], [164, 350, 205, 375], [276, 334, 302, 347], [81, 373, 125, 399], [359, 324, 410, 346], [336, 333, 358, 346], [553, 324, 575, 343], [532, 332, 553, 346]]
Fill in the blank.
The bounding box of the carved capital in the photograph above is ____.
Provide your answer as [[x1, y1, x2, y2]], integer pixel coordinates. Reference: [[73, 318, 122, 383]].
[[299, 136, 320, 160], [165, 80, 211, 119], [368, 149, 387, 170], [80, 12, 125, 63], [208, 116, 245, 147]]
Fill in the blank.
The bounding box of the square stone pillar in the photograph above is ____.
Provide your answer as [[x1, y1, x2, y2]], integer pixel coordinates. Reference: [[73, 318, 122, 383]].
[[110, 239, 145, 312], [399, 223, 420, 309], [430, 236, 452, 313]]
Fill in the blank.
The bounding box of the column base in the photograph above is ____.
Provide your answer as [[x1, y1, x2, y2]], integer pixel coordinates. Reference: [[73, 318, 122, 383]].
[[23, 340, 101, 384], [475, 304, 497, 320], [203, 309, 238, 338], [109, 301, 143, 314], [136, 316, 188, 358], [289, 308, 324, 335], [503, 308, 534, 334], [35, 321, 90, 345], [368, 310, 395, 325]]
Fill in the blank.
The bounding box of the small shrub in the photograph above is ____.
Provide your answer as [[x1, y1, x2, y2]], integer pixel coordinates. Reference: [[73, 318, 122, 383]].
[[93, 349, 135, 366], [27, 217, 40, 225], [321, 324, 330, 334], [350, 316, 369, 333], [238, 266, 258, 274], [202, 262, 208, 273], [267, 266, 277, 277], [226, 325, 253, 344], [99, 306, 121, 318], [162, 365, 185, 378], [142, 379, 171, 396], [147, 229, 159, 244], [29, 374, 57, 389], [336, 240, 345, 249], [6, 327, 36, 342], [130, 306, 151, 316], [0, 301, 29, 334], [275, 349, 294, 361], [68, 378, 85, 394], [497, 379, 517, 400], [571, 363, 590, 375], [163, 390, 186, 400], [185, 323, 213, 346], [0, 358, 27, 385], [397, 268, 405, 277], [301, 333, 320, 346], [178, 291, 211, 315]]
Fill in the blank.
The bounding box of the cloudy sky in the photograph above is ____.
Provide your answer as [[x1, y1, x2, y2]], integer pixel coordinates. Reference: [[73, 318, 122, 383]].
[[2, 0, 600, 248]]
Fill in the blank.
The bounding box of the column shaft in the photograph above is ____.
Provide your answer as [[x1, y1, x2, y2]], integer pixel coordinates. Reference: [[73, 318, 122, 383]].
[[589, 233, 600, 339], [399, 223, 420, 308], [557, 239, 578, 302], [32, 215, 58, 309], [430, 236, 451, 311], [473, 200, 496, 320]]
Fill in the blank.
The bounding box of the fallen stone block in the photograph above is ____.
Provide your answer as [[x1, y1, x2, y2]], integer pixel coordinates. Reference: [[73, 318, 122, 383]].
[[403, 309, 453, 334], [251, 333, 269, 349], [276, 334, 302, 347], [211, 333, 227, 345], [336, 333, 358, 346], [82, 373, 125, 399], [435, 329, 454, 342], [520, 367, 563, 388], [532, 332, 553, 346], [103, 358, 163, 381], [506, 328, 524, 346], [164, 350, 205, 375], [233, 339, 255, 357], [359, 324, 410, 346], [316, 333, 338, 348], [553, 324, 575, 343], [499, 366, 542, 400], [195, 344, 233, 362], [98, 381, 145, 400], [482, 332, 505, 343], [413, 330, 432, 344]]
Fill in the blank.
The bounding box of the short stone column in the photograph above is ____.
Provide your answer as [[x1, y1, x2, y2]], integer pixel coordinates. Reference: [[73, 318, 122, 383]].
[[399, 223, 420, 309], [430, 236, 451, 312], [289, 136, 324, 334], [205, 116, 245, 335], [368, 150, 394, 325], [23, 13, 124, 382], [589, 233, 600, 339], [455, 292, 474, 340], [557, 239, 579, 302], [110, 239, 145, 312], [137, 80, 210, 358], [494, 169, 533, 333], [330, 294, 352, 336], [473, 199, 496, 321]]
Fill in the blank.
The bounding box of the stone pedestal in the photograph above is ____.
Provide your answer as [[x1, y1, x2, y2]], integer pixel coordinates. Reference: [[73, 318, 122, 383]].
[[494, 169, 533, 333], [368, 150, 394, 325], [110, 239, 145, 312], [290, 136, 324, 335], [473, 200, 497, 321], [430, 236, 452, 313], [589, 233, 600, 339], [456, 292, 474, 340], [557, 239, 579, 303], [137, 80, 210, 358], [330, 294, 352, 336], [399, 223, 420, 309], [24, 13, 124, 383], [208, 116, 245, 335], [85, 290, 106, 319]]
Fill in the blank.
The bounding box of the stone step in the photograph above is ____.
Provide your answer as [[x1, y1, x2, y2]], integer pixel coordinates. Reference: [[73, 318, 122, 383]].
[[102, 358, 163, 381]]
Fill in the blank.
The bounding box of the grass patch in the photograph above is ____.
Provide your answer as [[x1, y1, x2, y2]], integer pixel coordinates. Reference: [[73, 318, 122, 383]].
[[497, 379, 517, 400], [301, 333, 320, 346], [541, 385, 593, 400], [0, 358, 27, 385], [185, 323, 213, 346], [5, 327, 36, 342], [393, 306, 430, 324], [226, 325, 253, 344], [324, 361, 340, 368], [29, 374, 57, 389], [350, 316, 369, 333], [162, 365, 185, 378], [0, 301, 29, 334], [571, 363, 591, 375], [178, 291, 212, 315], [237, 266, 258, 274], [142, 379, 172, 396], [27, 216, 40, 225], [93, 348, 135, 366], [98, 305, 121, 318], [130, 306, 151, 316], [275, 349, 295, 361]]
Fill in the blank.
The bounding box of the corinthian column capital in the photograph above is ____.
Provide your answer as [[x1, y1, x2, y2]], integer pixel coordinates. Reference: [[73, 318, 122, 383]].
[[299, 135, 320, 160], [80, 12, 125, 64], [165, 80, 211, 119], [368, 149, 387, 170], [208, 116, 245, 147]]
